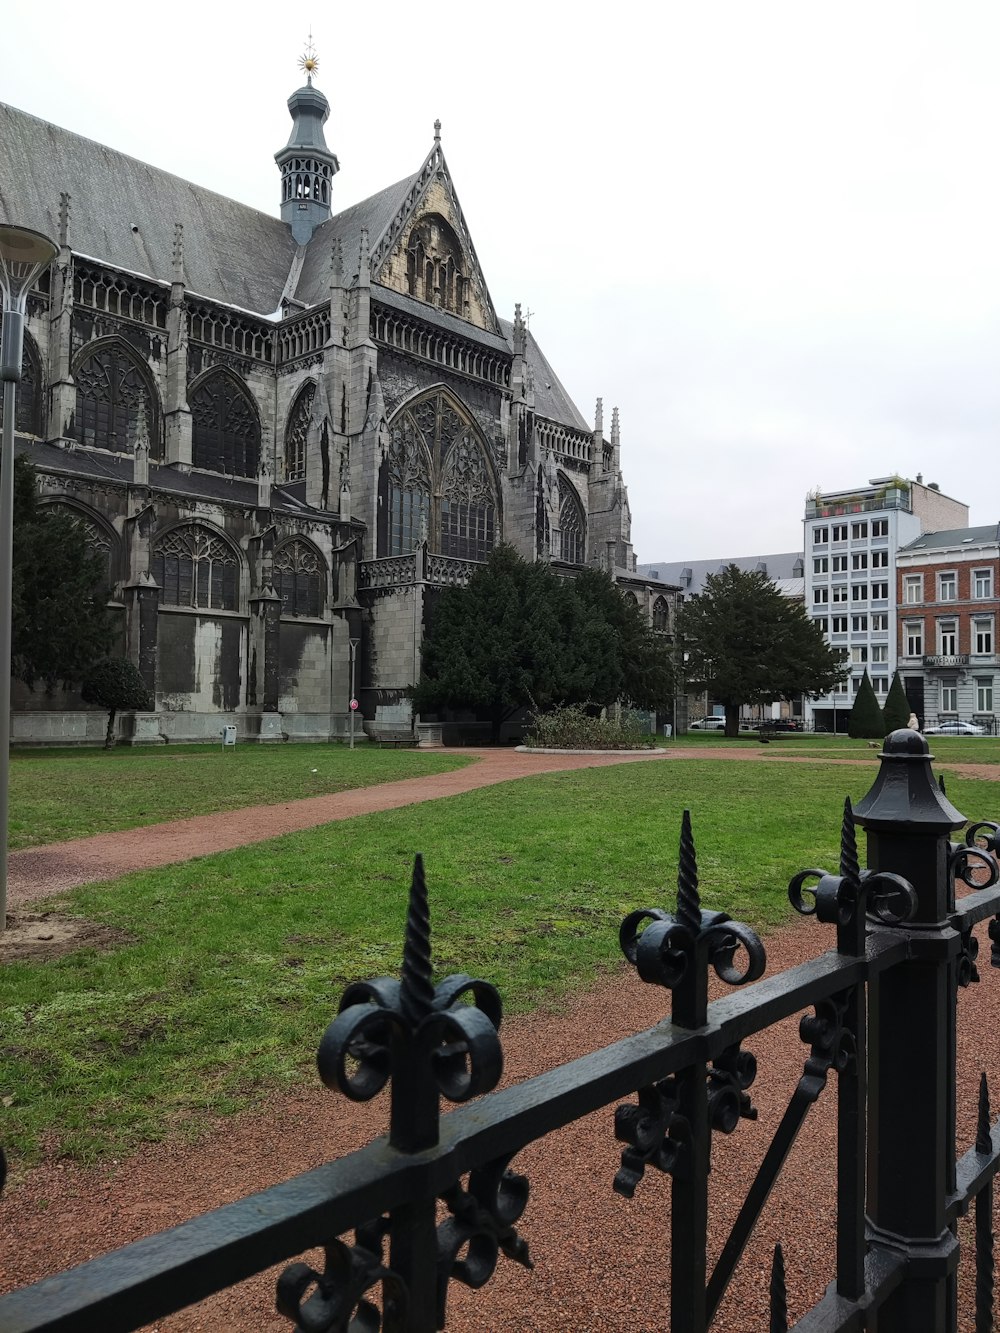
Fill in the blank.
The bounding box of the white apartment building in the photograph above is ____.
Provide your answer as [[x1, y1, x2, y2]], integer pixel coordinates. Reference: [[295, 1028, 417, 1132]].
[[803, 476, 968, 731]]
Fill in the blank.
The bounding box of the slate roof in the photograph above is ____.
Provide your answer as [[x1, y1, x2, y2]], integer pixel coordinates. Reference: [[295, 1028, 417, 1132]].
[[636, 553, 805, 597], [900, 524, 1000, 552], [497, 320, 592, 434], [0, 103, 297, 315]]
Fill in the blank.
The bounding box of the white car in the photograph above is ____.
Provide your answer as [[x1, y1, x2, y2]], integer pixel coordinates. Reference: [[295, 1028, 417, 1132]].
[[689, 716, 727, 730], [924, 720, 987, 736]]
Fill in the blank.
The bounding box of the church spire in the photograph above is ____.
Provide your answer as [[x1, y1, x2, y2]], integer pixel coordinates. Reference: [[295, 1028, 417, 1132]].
[[275, 37, 340, 245]]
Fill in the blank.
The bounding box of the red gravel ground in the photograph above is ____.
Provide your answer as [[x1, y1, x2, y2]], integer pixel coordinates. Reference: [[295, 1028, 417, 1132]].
[[2, 746, 999, 1330]]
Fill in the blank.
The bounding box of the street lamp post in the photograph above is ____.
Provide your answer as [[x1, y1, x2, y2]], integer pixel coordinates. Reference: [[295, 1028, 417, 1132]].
[[0, 226, 59, 933], [348, 637, 360, 751]]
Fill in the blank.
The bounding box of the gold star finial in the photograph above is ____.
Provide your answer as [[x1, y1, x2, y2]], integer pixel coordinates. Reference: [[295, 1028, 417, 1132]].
[[298, 30, 319, 81]]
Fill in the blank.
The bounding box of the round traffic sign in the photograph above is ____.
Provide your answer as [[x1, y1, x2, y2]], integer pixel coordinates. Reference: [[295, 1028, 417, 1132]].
[[350, 698, 359, 710]]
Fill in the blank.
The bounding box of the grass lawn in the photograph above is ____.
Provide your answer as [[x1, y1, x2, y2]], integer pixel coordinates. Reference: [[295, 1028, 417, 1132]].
[[3, 755, 998, 1165], [8, 744, 474, 850], [660, 731, 1000, 766]]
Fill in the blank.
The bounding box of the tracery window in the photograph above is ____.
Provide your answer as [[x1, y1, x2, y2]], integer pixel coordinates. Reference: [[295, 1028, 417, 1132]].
[[285, 382, 315, 482], [379, 390, 498, 560], [1, 324, 43, 435], [274, 540, 324, 617], [652, 596, 670, 632], [190, 371, 260, 476], [152, 526, 239, 611], [75, 342, 157, 454], [45, 504, 115, 587], [558, 475, 586, 565], [404, 216, 466, 315]]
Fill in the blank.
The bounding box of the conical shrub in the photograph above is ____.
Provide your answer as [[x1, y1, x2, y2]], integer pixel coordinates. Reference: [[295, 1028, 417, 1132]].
[[848, 669, 884, 739]]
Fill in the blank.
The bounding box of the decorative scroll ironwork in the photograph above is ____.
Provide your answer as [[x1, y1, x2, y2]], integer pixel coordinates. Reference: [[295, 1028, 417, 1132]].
[[276, 1235, 406, 1333]]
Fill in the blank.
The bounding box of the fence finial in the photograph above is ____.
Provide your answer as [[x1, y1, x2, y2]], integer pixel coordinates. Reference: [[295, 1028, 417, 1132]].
[[769, 1243, 788, 1333]]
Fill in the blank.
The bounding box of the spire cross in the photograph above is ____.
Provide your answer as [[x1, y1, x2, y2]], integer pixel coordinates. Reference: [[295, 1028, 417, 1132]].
[[298, 29, 319, 82]]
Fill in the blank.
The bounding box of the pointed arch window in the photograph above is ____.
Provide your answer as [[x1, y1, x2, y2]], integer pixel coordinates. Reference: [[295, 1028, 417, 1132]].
[[45, 503, 116, 588], [378, 390, 498, 560], [652, 596, 670, 632], [1, 322, 43, 436], [190, 371, 260, 476], [152, 526, 239, 610], [285, 382, 316, 483], [75, 341, 156, 454], [558, 475, 586, 565], [274, 540, 324, 617], [404, 216, 466, 315]]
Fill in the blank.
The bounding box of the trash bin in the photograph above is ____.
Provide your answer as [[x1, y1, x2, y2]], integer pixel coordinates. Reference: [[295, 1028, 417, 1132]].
[[221, 725, 237, 746], [662, 724, 673, 738]]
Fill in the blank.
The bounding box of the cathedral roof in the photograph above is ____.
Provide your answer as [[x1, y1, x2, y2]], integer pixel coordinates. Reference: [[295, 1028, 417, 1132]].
[[0, 103, 297, 315], [498, 320, 592, 433]]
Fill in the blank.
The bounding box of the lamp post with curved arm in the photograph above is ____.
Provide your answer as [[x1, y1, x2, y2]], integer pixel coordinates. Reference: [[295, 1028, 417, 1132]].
[[0, 225, 59, 932]]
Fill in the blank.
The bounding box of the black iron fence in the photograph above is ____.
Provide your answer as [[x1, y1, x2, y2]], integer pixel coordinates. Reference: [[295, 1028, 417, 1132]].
[[2, 729, 1000, 1331]]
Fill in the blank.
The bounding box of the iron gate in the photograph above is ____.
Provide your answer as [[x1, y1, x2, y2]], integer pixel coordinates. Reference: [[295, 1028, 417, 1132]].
[[1, 728, 999, 1331]]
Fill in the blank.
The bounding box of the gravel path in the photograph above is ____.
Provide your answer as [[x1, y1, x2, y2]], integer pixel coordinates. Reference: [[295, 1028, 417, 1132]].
[[2, 744, 999, 1330]]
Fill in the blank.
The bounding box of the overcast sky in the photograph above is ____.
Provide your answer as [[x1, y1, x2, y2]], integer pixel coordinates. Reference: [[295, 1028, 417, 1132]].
[[3, 1, 998, 564]]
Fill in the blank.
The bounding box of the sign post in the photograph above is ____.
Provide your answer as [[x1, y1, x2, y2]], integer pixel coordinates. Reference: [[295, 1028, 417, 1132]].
[[349, 638, 360, 750]]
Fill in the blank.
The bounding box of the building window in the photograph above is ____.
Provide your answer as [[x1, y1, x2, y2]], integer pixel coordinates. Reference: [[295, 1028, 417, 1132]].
[[871, 581, 889, 600], [938, 621, 958, 656], [974, 618, 994, 655], [872, 613, 889, 631], [652, 596, 670, 632], [814, 615, 829, 633], [941, 680, 958, 713], [380, 390, 498, 561], [2, 324, 43, 435], [813, 587, 829, 605], [851, 646, 868, 664], [871, 550, 889, 568], [974, 569, 994, 599], [938, 572, 957, 602], [813, 526, 829, 544], [852, 615, 868, 633], [274, 540, 324, 617], [872, 644, 889, 663], [905, 622, 923, 656], [832, 585, 848, 603], [903, 575, 923, 604], [190, 371, 260, 476], [832, 523, 848, 542], [832, 616, 848, 634], [852, 584, 868, 602], [405, 215, 466, 315], [152, 525, 239, 610], [832, 554, 848, 573], [284, 382, 316, 483], [872, 518, 889, 537], [873, 676, 888, 696], [851, 521, 868, 539], [813, 557, 828, 574], [976, 677, 994, 713], [75, 341, 158, 455], [557, 476, 586, 565], [852, 553, 868, 571]]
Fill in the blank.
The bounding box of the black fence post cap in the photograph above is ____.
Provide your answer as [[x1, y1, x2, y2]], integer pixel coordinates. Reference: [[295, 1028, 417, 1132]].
[[852, 728, 966, 832]]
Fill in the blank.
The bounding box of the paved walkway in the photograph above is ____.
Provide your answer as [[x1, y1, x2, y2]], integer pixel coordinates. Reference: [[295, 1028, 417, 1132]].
[[7, 746, 669, 910]]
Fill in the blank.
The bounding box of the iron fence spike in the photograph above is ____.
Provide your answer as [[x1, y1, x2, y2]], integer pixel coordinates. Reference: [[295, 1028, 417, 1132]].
[[399, 853, 435, 1025], [769, 1242, 788, 1333], [978, 1071, 993, 1155], [676, 808, 701, 936]]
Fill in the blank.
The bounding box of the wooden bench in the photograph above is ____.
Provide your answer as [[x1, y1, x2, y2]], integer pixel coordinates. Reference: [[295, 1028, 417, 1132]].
[[375, 729, 418, 749]]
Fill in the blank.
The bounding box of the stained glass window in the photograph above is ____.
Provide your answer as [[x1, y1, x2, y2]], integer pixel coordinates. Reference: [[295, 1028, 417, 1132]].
[[191, 371, 260, 476], [274, 540, 324, 617], [558, 475, 586, 565], [285, 382, 315, 482], [75, 342, 156, 454], [152, 526, 238, 610]]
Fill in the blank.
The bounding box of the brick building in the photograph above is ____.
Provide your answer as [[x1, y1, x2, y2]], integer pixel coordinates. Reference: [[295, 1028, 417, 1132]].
[[0, 57, 664, 744], [895, 525, 1000, 731]]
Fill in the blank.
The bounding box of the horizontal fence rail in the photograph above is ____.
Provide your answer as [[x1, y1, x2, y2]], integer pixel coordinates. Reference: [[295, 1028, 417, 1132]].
[[1, 729, 999, 1332]]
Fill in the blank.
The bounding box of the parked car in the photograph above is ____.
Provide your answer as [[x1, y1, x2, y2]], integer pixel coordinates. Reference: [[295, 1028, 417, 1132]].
[[760, 719, 803, 732], [689, 716, 727, 730], [924, 720, 987, 736]]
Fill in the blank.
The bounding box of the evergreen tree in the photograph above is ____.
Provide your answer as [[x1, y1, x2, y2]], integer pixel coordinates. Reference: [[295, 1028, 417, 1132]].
[[567, 567, 674, 711], [676, 565, 846, 737], [12, 457, 115, 690], [848, 670, 885, 739], [882, 671, 911, 733], [81, 657, 151, 749]]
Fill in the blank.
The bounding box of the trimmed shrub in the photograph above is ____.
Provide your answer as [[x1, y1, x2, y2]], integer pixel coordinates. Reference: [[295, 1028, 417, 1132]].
[[848, 670, 885, 740], [525, 704, 655, 750], [882, 671, 911, 733], [81, 657, 152, 750]]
